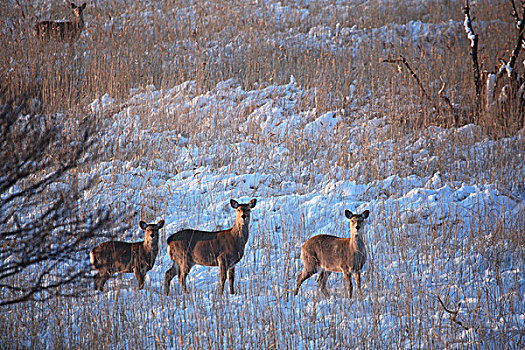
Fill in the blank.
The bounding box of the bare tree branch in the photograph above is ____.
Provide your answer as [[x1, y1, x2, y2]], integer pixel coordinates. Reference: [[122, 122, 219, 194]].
[[500, 1, 525, 81], [380, 55, 456, 121], [381, 55, 433, 104], [463, 0, 481, 115], [0, 98, 130, 306]]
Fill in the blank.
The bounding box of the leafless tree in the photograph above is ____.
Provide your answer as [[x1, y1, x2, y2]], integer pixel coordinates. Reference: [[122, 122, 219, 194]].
[[0, 99, 128, 306], [381, 0, 525, 135]]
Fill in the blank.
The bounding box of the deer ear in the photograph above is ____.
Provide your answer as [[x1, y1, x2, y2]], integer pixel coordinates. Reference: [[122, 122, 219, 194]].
[[71, 3, 77, 9], [361, 210, 369, 219], [248, 198, 257, 208], [139, 221, 148, 230], [81, 3, 86, 9], [157, 220, 165, 229], [230, 199, 239, 209], [344, 210, 353, 219]]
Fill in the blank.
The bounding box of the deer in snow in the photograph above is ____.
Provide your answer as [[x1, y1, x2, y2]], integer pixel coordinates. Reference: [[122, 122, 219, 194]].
[[89, 220, 165, 291], [164, 199, 257, 295], [294, 210, 369, 298], [34, 2, 87, 43]]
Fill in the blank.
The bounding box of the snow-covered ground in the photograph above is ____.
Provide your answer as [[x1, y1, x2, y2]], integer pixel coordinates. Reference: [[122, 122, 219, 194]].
[[74, 77, 525, 348], [3, 0, 524, 348]]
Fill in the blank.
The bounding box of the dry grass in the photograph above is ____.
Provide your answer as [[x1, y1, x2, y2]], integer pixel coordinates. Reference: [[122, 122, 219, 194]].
[[1, 0, 524, 348], [1, 0, 519, 131]]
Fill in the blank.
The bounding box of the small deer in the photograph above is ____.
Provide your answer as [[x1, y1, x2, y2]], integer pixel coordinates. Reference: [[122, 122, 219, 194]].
[[294, 210, 369, 298], [34, 2, 87, 43], [164, 199, 256, 295], [89, 220, 165, 291]]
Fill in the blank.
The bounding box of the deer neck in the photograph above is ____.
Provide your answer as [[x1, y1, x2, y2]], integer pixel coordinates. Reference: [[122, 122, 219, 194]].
[[349, 230, 362, 246], [73, 14, 84, 29], [232, 219, 250, 243], [143, 234, 159, 255]]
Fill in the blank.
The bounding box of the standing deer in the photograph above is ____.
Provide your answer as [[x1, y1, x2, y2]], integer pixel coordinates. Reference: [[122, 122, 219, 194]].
[[34, 2, 87, 42], [89, 220, 165, 291], [164, 199, 257, 295], [294, 210, 369, 298]]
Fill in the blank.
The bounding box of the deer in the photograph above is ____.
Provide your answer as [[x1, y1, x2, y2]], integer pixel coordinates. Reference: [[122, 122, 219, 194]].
[[89, 220, 165, 291], [294, 209, 369, 298], [33, 2, 87, 43], [164, 199, 256, 295]]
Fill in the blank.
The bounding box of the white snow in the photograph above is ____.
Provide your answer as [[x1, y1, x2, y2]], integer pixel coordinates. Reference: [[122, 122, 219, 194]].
[[62, 76, 523, 348], [4, 0, 524, 348]]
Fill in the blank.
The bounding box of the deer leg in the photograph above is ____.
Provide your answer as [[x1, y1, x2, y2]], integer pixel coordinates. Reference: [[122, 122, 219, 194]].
[[94, 272, 110, 291], [227, 267, 235, 294], [217, 256, 228, 295], [317, 270, 331, 297], [344, 272, 353, 299], [294, 269, 315, 296], [134, 267, 145, 290], [179, 263, 191, 294], [353, 272, 363, 297], [93, 273, 101, 291], [164, 263, 180, 296]]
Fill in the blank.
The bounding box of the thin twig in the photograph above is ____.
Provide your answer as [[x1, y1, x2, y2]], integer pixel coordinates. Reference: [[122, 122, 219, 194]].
[[438, 77, 455, 111], [380, 56, 455, 118], [14, 0, 25, 20], [510, 0, 520, 22], [437, 295, 469, 330], [380, 55, 433, 104]]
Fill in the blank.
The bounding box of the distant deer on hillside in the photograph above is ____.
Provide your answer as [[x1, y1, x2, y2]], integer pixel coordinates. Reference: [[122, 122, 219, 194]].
[[164, 199, 257, 295], [294, 210, 369, 298], [34, 2, 87, 42], [89, 220, 165, 291]]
